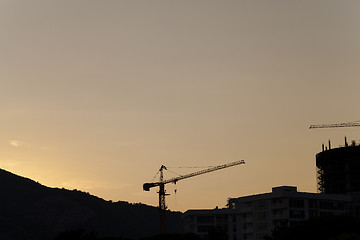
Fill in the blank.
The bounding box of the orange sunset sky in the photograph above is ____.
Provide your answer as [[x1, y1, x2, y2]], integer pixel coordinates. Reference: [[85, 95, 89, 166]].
[[1, 1, 360, 212]]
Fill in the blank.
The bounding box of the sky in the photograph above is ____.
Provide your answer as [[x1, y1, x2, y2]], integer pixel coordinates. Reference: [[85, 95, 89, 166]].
[[1, 0, 360, 212]]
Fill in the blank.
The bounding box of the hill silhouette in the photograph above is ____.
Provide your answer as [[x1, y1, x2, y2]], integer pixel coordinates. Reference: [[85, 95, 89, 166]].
[[0, 168, 182, 240]]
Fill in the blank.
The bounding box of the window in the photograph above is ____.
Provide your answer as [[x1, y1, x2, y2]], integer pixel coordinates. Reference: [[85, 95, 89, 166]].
[[256, 201, 267, 210], [216, 215, 228, 223], [256, 222, 268, 231], [197, 225, 211, 233], [319, 201, 337, 210], [289, 199, 304, 208], [309, 210, 318, 217], [256, 211, 267, 220], [197, 216, 214, 224], [309, 200, 317, 209], [290, 210, 305, 219], [289, 220, 300, 226]]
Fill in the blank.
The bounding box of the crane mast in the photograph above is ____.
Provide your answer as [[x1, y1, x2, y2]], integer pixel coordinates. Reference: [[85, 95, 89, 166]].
[[309, 120, 360, 129], [143, 160, 245, 234]]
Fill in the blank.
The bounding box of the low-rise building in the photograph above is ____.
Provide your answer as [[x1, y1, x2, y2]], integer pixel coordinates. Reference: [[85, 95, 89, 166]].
[[183, 208, 233, 239], [183, 186, 352, 240]]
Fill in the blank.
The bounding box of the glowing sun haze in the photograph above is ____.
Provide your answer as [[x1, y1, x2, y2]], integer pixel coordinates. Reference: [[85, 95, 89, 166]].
[[1, 0, 360, 211]]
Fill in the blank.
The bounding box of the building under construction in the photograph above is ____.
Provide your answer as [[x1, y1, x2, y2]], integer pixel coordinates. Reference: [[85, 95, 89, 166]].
[[316, 138, 360, 194], [316, 137, 360, 218]]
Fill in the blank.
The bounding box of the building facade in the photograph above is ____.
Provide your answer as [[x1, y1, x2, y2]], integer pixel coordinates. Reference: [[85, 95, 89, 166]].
[[183, 186, 351, 240]]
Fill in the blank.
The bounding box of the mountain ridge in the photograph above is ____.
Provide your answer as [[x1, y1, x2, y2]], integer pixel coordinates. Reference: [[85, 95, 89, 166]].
[[0, 168, 182, 240]]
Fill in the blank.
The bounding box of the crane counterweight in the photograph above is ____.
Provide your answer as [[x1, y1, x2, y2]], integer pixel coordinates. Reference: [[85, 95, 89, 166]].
[[143, 183, 154, 191]]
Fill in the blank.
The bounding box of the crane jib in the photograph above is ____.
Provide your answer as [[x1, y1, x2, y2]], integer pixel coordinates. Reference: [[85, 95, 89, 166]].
[[309, 120, 360, 129], [143, 160, 245, 191]]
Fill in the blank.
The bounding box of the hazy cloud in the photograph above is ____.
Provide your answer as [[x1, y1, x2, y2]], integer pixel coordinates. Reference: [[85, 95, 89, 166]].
[[8, 140, 26, 147]]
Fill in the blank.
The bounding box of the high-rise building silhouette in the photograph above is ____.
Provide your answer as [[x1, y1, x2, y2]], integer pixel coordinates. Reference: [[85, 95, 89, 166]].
[[316, 138, 360, 194], [316, 138, 360, 218]]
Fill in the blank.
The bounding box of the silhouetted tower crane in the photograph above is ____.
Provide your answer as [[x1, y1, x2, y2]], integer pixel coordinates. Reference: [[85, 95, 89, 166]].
[[309, 120, 360, 129], [143, 160, 245, 233]]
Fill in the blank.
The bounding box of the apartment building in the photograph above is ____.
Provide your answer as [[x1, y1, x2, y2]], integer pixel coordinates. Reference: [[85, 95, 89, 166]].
[[183, 186, 351, 240]]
